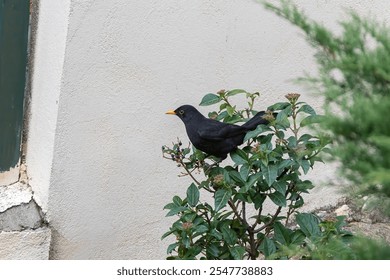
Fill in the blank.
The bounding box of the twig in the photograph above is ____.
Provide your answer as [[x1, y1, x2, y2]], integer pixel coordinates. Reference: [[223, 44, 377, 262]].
[[253, 206, 282, 234], [285, 206, 294, 226], [228, 200, 249, 228], [229, 199, 258, 260], [179, 158, 201, 186], [250, 207, 263, 231]]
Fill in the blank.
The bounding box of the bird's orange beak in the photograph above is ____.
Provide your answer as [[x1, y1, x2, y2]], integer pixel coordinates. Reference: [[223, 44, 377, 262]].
[[165, 110, 176, 115]]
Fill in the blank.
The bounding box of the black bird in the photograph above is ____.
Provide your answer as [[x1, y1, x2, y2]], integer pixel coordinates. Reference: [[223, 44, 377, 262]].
[[166, 105, 270, 160]]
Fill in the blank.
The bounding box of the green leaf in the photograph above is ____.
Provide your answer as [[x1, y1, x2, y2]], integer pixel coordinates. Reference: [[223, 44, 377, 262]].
[[267, 102, 290, 111], [167, 242, 179, 254], [296, 180, 315, 192], [278, 159, 293, 170], [224, 114, 243, 124], [235, 193, 249, 203], [230, 246, 246, 260], [287, 135, 297, 148], [188, 245, 202, 257], [192, 147, 206, 161], [296, 213, 321, 237], [186, 183, 200, 207], [199, 93, 221, 106], [297, 104, 317, 115], [230, 149, 248, 165], [172, 220, 183, 231], [161, 230, 173, 240], [298, 133, 315, 143], [275, 129, 285, 139], [244, 125, 264, 142], [281, 104, 293, 117], [173, 196, 183, 206], [195, 224, 209, 234], [181, 233, 191, 248], [166, 206, 188, 217], [216, 111, 228, 121], [221, 224, 237, 245], [226, 105, 235, 116], [229, 170, 245, 185], [226, 89, 247, 97], [163, 202, 176, 210], [241, 173, 261, 193], [300, 115, 325, 127], [239, 164, 250, 181], [207, 243, 220, 257], [219, 103, 228, 110], [258, 237, 276, 257], [290, 230, 306, 245], [210, 229, 223, 240], [219, 210, 233, 220], [276, 110, 290, 128], [253, 193, 266, 210], [268, 192, 287, 207], [300, 159, 311, 174], [193, 216, 204, 226], [273, 181, 287, 195], [183, 212, 196, 222], [261, 164, 278, 186], [293, 195, 304, 208], [214, 189, 232, 212], [274, 222, 292, 245]]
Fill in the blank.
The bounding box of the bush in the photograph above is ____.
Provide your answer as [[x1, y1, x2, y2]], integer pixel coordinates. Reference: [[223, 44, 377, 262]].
[[162, 90, 331, 259], [161, 0, 390, 260]]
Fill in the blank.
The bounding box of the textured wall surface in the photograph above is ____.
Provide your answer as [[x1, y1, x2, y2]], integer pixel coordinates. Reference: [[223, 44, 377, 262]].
[[27, 0, 390, 259], [0, 228, 51, 260]]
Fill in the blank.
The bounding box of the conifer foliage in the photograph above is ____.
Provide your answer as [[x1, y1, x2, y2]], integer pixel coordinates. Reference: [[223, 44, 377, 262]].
[[263, 0, 390, 215]]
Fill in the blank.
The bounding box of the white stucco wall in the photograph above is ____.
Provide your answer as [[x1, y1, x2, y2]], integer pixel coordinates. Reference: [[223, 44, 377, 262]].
[[27, 0, 390, 259], [25, 0, 71, 212]]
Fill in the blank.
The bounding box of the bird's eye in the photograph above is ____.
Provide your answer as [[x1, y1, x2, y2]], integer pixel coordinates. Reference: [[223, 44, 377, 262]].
[[179, 110, 184, 115]]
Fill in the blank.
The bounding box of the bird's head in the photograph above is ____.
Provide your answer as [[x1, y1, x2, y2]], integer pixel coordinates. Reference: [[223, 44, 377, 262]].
[[165, 105, 200, 122]]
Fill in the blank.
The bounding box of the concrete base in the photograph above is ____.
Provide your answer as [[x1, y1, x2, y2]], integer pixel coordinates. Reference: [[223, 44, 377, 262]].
[[0, 175, 50, 259], [0, 228, 51, 260], [0, 200, 44, 231]]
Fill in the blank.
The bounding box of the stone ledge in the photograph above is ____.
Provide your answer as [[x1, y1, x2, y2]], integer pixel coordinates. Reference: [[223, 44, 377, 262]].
[[0, 199, 45, 231], [0, 181, 32, 212], [0, 176, 50, 259], [0, 227, 51, 259], [0, 181, 45, 231]]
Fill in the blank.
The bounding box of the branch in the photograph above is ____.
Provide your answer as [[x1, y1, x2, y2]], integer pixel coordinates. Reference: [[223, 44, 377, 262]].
[[228, 200, 249, 228], [250, 206, 263, 231], [178, 158, 201, 186], [253, 206, 282, 234]]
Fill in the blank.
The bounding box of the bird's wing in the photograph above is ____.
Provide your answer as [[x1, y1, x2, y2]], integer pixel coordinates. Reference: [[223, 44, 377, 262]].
[[197, 120, 247, 142]]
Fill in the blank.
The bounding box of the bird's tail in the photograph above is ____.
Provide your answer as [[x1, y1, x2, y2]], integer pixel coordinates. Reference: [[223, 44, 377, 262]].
[[242, 111, 274, 131]]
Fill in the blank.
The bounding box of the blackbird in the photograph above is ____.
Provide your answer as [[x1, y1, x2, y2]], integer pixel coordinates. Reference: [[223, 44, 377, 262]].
[[166, 105, 270, 160]]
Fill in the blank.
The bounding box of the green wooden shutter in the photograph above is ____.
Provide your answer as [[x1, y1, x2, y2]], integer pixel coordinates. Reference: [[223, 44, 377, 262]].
[[0, 0, 30, 172]]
